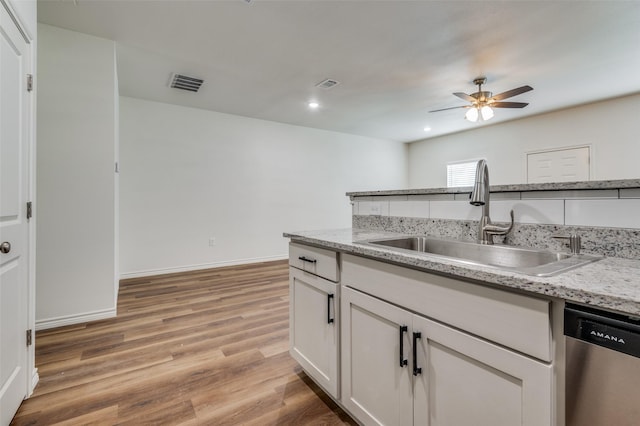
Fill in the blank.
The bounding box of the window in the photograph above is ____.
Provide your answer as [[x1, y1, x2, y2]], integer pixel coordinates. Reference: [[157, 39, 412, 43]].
[[447, 160, 481, 187]]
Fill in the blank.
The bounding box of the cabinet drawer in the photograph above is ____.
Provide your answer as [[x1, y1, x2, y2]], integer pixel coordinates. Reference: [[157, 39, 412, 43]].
[[342, 254, 552, 362], [289, 243, 339, 282]]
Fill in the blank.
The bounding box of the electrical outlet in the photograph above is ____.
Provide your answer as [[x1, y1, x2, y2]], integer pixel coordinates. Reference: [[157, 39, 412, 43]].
[[370, 202, 381, 215], [209, 237, 216, 247]]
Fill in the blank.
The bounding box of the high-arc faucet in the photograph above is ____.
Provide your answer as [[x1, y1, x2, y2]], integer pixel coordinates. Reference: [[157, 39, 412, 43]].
[[469, 159, 514, 245]]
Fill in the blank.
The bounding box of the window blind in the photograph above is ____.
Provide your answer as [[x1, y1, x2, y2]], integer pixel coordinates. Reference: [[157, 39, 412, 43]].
[[447, 161, 479, 187]]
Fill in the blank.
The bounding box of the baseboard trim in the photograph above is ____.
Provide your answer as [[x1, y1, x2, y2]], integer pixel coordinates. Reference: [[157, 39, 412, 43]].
[[119, 254, 288, 279], [35, 308, 117, 331]]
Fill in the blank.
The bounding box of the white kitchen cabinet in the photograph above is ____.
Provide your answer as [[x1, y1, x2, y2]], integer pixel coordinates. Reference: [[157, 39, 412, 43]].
[[412, 313, 552, 425], [341, 286, 414, 425], [342, 254, 552, 362], [289, 243, 340, 398], [342, 286, 553, 426]]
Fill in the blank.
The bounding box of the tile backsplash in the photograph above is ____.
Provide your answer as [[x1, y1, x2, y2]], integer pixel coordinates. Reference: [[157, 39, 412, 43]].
[[565, 199, 640, 228], [353, 188, 640, 229]]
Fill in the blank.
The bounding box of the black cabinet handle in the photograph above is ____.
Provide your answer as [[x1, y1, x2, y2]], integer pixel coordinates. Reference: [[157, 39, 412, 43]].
[[399, 325, 408, 367], [327, 294, 335, 324], [298, 256, 317, 264], [413, 332, 422, 376]]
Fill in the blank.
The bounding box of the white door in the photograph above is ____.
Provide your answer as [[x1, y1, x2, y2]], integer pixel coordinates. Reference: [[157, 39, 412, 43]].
[[289, 267, 340, 398], [527, 146, 590, 183], [0, 3, 31, 424], [341, 287, 413, 426], [412, 314, 553, 426]]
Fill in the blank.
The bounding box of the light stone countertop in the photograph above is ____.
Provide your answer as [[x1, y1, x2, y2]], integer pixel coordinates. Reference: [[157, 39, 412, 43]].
[[347, 178, 640, 198], [284, 228, 640, 316]]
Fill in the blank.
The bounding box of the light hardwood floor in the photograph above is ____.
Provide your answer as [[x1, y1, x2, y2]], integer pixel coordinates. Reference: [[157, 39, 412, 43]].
[[11, 260, 356, 425]]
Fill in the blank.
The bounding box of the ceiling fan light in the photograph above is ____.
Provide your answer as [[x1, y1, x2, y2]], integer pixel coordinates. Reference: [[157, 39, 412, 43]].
[[465, 107, 479, 122], [480, 105, 494, 121]]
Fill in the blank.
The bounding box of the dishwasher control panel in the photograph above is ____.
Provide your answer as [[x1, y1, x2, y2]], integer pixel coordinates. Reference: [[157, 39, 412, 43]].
[[565, 303, 640, 358]]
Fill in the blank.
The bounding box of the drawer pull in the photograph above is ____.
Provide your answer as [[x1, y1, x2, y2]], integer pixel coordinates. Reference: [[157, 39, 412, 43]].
[[327, 294, 335, 324], [413, 332, 422, 376], [399, 325, 408, 367], [298, 256, 317, 264]]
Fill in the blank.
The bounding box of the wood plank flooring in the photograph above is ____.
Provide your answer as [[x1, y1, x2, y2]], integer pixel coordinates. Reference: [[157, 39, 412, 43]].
[[11, 260, 356, 425]]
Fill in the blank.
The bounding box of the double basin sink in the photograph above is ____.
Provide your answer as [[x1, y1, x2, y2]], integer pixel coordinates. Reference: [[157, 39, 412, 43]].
[[362, 236, 601, 277]]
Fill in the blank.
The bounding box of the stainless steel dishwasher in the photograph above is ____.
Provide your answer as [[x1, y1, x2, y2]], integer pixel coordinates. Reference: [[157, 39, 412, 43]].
[[564, 303, 640, 426]]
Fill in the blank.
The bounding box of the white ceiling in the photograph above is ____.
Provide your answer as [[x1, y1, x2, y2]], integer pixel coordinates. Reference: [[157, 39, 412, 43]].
[[37, 0, 640, 143]]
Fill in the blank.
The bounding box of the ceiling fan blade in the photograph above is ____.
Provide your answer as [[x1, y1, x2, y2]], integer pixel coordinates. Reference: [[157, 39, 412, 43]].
[[453, 92, 476, 102], [428, 105, 470, 113], [490, 85, 533, 101], [491, 101, 529, 108]]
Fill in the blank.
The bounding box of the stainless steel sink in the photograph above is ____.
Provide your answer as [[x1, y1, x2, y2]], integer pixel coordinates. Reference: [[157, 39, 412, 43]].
[[362, 236, 601, 277]]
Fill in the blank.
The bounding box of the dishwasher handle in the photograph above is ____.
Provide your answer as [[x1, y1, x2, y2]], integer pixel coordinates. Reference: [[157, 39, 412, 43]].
[[565, 304, 640, 358]]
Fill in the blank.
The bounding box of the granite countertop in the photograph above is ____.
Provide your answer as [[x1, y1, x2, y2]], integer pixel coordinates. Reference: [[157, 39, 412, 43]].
[[347, 178, 640, 198], [284, 228, 640, 316]]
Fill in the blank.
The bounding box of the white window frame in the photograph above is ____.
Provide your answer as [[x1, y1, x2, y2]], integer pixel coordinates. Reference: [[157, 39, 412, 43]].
[[446, 159, 483, 188]]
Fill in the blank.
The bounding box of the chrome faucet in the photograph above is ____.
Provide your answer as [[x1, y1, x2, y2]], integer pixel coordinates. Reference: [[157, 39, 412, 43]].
[[469, 159, 514, 244]]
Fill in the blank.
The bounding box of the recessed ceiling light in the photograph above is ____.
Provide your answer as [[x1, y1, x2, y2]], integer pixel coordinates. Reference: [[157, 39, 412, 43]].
[[308, 102, 320, 109], [423, 127, 431, 132]]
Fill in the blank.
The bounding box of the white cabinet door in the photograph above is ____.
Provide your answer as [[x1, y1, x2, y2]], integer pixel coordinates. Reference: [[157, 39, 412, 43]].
[[412, 314, 553, 426], [0, 3, 31, 424], [289, 267, 340, 398], [341, 285, 553, 426], [341, 287, 413, 426]]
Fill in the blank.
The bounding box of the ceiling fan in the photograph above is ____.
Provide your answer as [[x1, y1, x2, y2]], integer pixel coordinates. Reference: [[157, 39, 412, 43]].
[[429, 77, 533, 122]]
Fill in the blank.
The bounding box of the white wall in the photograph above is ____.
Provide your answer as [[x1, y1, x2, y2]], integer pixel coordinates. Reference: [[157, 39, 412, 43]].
[[120, 97, 407, 277], [408, 94, 640, 187], [36, 24, 118, 328]]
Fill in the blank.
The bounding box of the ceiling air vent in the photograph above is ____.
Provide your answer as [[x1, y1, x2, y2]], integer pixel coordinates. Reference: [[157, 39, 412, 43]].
[[169, 73, 204, 93], [315, 78, 340, 89]]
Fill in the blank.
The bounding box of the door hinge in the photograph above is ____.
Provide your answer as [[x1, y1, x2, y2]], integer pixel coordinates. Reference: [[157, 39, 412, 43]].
[[27, 74, 33, 92], [26, 201, 32, 220], [26, 329, 33, 347]]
